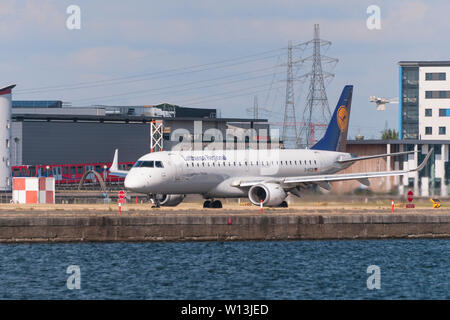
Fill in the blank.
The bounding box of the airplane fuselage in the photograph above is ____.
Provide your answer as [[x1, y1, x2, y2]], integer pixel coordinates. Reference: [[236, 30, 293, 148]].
[[124, 149, 353, 197]]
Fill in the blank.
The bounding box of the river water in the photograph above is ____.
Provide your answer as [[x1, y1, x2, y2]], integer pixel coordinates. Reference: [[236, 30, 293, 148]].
[[0, 239, 448, 299]]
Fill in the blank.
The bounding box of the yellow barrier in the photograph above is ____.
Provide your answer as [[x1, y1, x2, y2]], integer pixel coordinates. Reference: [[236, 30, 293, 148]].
[[430, 198, 441, 208]]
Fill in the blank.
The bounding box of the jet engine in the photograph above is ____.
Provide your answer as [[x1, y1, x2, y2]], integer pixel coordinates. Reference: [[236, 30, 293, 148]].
[[158, 194, 185, 206], [248, 183, 287, 207]]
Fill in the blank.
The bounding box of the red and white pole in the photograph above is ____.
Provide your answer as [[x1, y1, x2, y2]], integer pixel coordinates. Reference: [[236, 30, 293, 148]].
[[391, 200, 394, 213], [260, 200, 263, 214]]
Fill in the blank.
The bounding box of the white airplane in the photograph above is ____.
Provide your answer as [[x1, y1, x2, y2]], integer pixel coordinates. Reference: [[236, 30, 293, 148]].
[[110, 85, 432, 208]]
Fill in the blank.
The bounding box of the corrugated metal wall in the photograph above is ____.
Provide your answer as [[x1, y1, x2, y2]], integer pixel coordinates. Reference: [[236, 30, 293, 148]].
[[21, 122, 150, 165]]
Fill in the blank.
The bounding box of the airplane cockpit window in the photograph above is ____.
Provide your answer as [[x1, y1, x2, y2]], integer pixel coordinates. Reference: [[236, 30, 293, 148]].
[[155, 161, 163, 168], [133, 161, 155, 168]]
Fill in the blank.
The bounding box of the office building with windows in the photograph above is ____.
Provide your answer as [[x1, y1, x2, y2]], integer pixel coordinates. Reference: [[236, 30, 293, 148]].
[[338, 61, 450, 197], [399, 61, 450, 140]]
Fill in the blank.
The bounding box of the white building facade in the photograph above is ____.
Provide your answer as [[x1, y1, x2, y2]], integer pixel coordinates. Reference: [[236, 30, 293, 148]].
[[399, 61, 450, 140]]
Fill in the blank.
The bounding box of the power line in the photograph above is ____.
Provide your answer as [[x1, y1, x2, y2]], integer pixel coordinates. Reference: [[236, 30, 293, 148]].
[[70, 66, 284, 104], [184, 85, 286, 108], [179, 82, 285, 106], [16, 47, 291, 94]]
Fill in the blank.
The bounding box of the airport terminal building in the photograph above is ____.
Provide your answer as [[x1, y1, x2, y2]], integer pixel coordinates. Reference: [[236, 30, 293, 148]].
[[10, 101, 270, 166]]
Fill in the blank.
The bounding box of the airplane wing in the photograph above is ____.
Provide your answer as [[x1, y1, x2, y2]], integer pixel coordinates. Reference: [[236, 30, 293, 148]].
[[109, 149, 129, 177], [337, 150, 414, 163], [237, 148, 433, 189]]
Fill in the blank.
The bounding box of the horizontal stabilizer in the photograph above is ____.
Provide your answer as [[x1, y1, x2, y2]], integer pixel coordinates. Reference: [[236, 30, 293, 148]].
[[358, 178, 370, 186], [316, 181, 332, 190]]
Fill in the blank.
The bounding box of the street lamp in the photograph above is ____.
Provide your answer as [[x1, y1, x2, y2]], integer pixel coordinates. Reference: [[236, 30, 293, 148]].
[[13, 137, 20, 166]]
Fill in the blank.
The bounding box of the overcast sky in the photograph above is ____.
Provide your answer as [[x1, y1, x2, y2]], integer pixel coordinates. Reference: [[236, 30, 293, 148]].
[[1, 0, 448, 141]]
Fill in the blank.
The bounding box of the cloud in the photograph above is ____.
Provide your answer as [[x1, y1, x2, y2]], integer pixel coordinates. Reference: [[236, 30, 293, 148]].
[[0, 0, 66, 38], [67, 46, 148, 69]]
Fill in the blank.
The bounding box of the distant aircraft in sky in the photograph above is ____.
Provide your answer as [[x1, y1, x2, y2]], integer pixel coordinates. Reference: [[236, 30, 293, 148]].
[[110, 85, 431, 208]]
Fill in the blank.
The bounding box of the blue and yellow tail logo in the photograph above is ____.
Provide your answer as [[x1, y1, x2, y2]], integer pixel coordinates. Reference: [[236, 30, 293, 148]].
[[311, 85, 353, 152], [337, 105, 348, 132]]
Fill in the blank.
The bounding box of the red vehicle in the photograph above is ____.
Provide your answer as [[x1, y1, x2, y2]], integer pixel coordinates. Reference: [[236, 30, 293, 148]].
[[11, 161, 135, 185]]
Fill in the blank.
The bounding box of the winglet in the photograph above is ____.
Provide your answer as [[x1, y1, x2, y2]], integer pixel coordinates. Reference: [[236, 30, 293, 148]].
[[412, 148, 433, 172]]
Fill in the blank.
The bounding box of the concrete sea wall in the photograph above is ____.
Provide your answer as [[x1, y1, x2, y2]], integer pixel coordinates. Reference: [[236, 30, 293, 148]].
[[0, 210, 449, 242]]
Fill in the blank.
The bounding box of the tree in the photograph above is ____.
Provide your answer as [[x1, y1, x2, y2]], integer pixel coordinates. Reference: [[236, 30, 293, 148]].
[[381, 129, 399, 140]]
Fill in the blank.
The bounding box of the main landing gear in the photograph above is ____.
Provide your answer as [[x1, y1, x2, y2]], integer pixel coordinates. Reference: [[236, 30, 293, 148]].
[[279, 201, 288, 208], [203, 200, 222, 208]]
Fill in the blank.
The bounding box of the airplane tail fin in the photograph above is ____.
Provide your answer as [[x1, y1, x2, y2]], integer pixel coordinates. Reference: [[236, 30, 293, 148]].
[[111, 149, 119, 172], [311, 85, 353, 152], [109, 149, 128, 177]]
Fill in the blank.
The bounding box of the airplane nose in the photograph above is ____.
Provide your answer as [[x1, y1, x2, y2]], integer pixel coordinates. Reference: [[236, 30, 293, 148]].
[[124, 173, 146, 191]]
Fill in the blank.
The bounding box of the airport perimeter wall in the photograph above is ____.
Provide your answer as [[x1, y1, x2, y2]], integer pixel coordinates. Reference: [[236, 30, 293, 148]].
[[0, 211, 449, 242]]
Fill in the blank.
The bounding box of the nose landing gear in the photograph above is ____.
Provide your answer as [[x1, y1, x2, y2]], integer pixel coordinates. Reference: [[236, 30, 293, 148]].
[[148, 194, 160, 208]]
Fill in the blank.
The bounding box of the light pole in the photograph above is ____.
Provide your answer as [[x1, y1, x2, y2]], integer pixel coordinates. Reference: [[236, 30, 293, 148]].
[[13, 137, 19, 165]]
